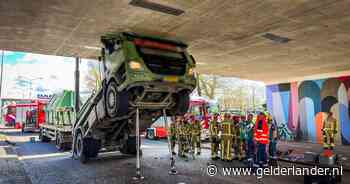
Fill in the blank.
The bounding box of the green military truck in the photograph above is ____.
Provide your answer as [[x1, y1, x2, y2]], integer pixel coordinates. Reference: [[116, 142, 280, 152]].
[[39, 90, 77, 151], [72, 32, 197, 163]]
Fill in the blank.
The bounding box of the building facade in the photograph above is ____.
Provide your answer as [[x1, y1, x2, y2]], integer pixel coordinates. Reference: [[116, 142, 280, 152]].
[[266, 76, 350, 145]]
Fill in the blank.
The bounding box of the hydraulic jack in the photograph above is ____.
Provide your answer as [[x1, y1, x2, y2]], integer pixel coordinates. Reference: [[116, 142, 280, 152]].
[[132, 108, 145, 181], [162, 109, 178, 175]]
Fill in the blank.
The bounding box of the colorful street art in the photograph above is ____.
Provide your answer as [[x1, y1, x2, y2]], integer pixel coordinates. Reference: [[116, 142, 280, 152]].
[[266, 76, 350, 145]]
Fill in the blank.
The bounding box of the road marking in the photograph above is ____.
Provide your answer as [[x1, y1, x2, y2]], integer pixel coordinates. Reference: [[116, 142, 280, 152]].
[[0, 154, 18, 159], [18, 152, 70, 160]]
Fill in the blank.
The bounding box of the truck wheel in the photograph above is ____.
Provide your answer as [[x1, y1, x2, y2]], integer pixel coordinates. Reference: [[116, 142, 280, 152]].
[[120, 135, 137, 155], [146, 129, 155, 140], [55, 133, 65, 151], [105, 80, 118, 118], [75, 132, 88, 164], [86, 138, 101, 158], [39, 129, 50, 143], [169, 91, 190, 116], [104, 80, 128, 118]]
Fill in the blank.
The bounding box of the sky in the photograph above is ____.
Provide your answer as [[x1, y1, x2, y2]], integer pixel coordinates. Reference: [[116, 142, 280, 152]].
[[0, 50, 99, 99], [0, 50, 265, 102]]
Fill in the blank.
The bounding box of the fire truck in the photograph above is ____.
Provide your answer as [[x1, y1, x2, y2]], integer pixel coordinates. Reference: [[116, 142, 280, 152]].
[[146, 96, 217, 140], [3, 99, 47, 132]]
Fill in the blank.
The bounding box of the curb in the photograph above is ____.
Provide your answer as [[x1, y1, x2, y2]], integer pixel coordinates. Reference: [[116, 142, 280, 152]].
[[0, 132, 19, 159]]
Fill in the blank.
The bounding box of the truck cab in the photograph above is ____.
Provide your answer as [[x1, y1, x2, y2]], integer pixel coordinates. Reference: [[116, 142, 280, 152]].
[[100, 32, 197, 123], [72, 32, 197, 163]]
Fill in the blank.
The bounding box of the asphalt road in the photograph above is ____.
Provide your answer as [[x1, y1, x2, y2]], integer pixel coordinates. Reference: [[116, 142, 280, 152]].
[[1, 130, 349, 184]]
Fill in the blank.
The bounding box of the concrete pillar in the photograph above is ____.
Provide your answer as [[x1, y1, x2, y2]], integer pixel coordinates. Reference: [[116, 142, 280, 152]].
[[75, 57, 80, 113]]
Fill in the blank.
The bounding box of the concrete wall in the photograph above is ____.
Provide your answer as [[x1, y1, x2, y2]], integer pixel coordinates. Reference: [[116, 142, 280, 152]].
[[266, 76, 350, 145]]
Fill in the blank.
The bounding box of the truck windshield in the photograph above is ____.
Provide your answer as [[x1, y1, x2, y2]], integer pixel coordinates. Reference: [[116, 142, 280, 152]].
[[136, 46, 188, 76]]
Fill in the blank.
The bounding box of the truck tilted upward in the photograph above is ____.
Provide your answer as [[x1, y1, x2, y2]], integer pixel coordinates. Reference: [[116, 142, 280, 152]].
[[73, 32, 197, 163]]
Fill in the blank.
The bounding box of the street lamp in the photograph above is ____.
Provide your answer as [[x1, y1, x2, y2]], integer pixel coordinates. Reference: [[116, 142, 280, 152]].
[[17, 76, 43, 98]]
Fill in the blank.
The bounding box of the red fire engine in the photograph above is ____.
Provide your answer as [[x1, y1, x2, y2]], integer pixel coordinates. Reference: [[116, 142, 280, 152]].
[[3, 99, 47, 132], [146, 97, 214, 140]]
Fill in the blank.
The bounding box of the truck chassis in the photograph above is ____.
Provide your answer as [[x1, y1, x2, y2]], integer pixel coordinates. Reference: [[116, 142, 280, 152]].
[[39, 124, 72, 151]]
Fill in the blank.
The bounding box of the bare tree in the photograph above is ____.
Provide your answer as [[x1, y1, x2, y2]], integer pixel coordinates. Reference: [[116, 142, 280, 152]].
[[195, 74, 266, 112], [198, 74, 218, 99], [219, 84, 255, 111], [85, 66, 101, 91], [196, 73, 202, 96]]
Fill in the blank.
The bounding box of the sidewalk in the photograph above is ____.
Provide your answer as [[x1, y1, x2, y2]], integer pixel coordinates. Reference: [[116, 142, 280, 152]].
[[0, 130, 32, 184], [202, 140, 350, 169], [272, 141, 350, 172], [0, 129, 17, 158]]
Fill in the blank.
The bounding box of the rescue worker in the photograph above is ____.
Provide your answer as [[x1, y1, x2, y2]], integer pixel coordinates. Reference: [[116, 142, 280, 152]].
[[169, 117, 177, 155], [220, 113, 234, 161], [210, 113, 220, 160], [234, 115, 244, 160], [244, 114, 255, 165], [180, 115, 192, 160], [184, 115, 192, 154], [190, 115, 201, 156], [267, 113, 278, 166], [254, 112, 269, 167], [177, 116, 188, 159], [322, 112, 338, 150]]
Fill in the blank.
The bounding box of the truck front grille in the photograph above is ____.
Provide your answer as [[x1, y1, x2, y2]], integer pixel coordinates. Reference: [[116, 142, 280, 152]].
[[138, 47, 187, 76]]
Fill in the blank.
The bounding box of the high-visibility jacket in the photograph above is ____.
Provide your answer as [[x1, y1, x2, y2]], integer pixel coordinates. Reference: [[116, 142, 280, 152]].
[[221, 121, 234, 137], [323, 116, 338, 134], [191, 121, 201, 136], [254, 115, 269, 144], [210, 120, 219, 137], [168, 122, 177, 140]]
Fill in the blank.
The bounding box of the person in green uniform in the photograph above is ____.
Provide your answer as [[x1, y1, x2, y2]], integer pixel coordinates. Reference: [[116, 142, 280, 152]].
[[190, 115, 201, 157], [177, 116, 187, 158], [244, 114, 255, 164], [184, 116, 192, 155], [233, 115, 243, 160], [322, 112, 338, 150], [220, 113, 234, 161], [169, 118, 177, 155], [210, 113, 220, 160]]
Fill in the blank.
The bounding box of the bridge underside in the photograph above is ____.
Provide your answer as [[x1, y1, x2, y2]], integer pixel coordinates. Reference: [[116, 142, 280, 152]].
[[1, 0, 350, 83]]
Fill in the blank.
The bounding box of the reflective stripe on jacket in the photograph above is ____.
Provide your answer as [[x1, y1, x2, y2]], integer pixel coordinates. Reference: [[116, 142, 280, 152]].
[[254, 115, 269, 144]]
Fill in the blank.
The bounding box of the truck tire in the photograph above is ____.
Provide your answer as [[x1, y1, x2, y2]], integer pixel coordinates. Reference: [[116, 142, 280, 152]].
[[120, 135, 137, 155], [146, 129, 155, 140], [86, 138, 101, 158], [56, 133, 65, 151], [104, 80, 128, 118], [75, 132, 89, 164], [169, 91, 190, 116], [39, 128, 51, 143]]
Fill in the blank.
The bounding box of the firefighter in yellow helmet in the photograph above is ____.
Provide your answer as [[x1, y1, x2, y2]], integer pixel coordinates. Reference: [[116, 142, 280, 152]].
[[210, 113, 220, 160], [220, 113, 234, 161], [322, 112, 338, 150]]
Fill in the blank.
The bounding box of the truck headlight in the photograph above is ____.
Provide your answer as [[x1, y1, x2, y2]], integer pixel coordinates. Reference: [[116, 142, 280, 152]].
[[129, 61, 142, 70], [188, 67, 195, 75]]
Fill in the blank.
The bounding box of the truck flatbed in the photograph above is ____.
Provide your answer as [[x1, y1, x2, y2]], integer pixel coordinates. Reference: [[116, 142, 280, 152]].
[[39, 124, 73, 151]]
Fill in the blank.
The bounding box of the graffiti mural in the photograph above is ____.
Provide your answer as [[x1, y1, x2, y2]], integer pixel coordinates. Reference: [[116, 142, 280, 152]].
[[266, 76, 350, 145]]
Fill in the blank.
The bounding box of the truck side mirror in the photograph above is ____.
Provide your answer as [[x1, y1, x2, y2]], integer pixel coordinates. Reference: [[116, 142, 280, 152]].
[[190, 55, 196, 65], [101, 48, 107, 79]]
